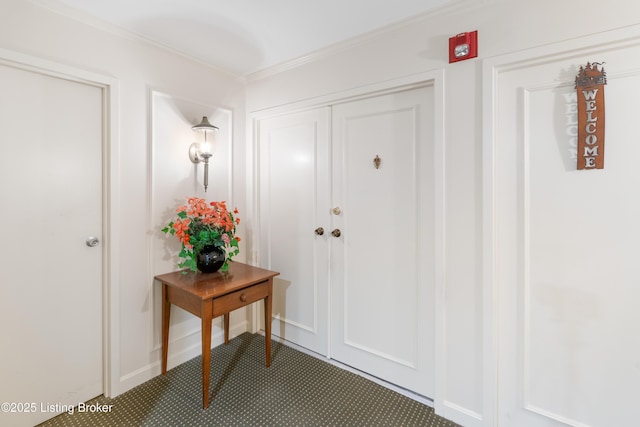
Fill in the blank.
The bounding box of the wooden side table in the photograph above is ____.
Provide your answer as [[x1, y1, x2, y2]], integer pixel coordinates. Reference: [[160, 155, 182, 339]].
[[155, 262, 279, 408]]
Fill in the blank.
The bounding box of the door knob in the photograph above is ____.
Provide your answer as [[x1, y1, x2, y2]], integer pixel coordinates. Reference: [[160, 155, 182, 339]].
[[315, 227, 324, 236], [331, 229, 341, 238], [86, 237, 100, 247], [332, 207, 342, 215]]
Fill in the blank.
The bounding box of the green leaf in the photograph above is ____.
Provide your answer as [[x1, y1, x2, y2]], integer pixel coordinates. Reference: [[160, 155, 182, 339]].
[[177, 211, 187, 219]]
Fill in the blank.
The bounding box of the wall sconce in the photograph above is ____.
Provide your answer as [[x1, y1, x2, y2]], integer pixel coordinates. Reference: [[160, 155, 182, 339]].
[[188, 116, 219, 192]]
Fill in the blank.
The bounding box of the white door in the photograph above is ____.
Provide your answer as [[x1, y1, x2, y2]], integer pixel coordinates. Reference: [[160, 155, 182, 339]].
[[258, 108, 331, 356], [330, 87, 435, 397], [492, 40, 640, 426], [0, 63, 103, 426]]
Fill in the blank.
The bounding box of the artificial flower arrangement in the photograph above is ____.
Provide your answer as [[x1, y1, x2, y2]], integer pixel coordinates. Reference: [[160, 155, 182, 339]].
[[162, 197, 240, 272]]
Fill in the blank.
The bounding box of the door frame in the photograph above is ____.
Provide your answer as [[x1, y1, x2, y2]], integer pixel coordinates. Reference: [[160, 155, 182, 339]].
[[482, 23, 640, 427], [247, 69, 445, 412], [0, 48, 121, 398]]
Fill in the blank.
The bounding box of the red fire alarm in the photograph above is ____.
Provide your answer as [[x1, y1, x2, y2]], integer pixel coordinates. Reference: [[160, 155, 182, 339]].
[[449, 31, 478, 63]]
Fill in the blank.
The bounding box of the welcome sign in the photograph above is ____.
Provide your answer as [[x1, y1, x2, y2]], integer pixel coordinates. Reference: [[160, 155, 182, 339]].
[[575, 62, 606, 170]]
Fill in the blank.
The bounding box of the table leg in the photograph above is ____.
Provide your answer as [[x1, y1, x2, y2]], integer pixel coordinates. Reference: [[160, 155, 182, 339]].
[[161, 284, 170, 375], [224, 313, 230, 344], [201, 303, 213, 409], [264, 281, 273, 367]]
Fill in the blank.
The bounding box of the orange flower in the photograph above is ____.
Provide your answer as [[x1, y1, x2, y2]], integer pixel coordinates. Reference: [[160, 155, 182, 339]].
[[182, 235, 192, 249], [172, 218, 190, 234]]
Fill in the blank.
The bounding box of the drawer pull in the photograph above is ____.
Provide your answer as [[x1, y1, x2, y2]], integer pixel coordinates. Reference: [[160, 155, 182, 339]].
[[240, 293, 247, 302]]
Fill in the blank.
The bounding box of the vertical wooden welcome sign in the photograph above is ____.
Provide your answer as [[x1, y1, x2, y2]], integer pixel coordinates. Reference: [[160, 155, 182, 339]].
[[575, 62, 606, 169]]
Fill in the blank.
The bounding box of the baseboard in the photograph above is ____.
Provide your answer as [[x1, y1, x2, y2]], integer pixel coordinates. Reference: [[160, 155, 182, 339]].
[[116, 321, 249, 396], [440, 400, 483, 427]]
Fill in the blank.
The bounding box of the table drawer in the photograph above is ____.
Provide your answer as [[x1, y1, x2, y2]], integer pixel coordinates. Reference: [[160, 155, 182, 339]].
[[212, 280, 270, 317]]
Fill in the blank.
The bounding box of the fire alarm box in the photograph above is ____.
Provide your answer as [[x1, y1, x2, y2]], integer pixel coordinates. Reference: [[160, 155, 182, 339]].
[[449, 31, 478, 63]]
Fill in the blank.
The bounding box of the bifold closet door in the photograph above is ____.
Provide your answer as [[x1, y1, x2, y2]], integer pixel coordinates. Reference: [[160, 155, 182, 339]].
[[330, 86, 436, 397]]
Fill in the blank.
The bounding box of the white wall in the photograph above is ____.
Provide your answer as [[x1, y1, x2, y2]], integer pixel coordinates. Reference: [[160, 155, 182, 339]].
[[245, 0, 640, 425], [0, 0, 247, 396], [485, 29, 640, 426]]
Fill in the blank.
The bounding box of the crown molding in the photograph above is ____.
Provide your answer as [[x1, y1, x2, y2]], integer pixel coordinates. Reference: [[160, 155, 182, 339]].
[[30, 0, 243, 81], [246, 0, 487, 81]]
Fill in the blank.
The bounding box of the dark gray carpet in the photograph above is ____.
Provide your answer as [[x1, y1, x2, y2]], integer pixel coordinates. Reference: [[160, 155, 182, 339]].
[[39, 333, 460, 426]]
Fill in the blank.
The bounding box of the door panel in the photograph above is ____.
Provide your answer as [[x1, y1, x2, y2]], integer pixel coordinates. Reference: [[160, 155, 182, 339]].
[[494, 44, 640, 426], [330, 87, 435, 397], [258, 108, 330, 356], [0, 64, 103, 426]]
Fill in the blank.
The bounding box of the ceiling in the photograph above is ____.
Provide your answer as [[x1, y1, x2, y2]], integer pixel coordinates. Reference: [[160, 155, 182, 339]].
[[41, 0, 451, 76]]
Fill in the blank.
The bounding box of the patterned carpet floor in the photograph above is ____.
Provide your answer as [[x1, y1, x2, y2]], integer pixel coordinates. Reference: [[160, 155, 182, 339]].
[[39, 333, 460, 426]]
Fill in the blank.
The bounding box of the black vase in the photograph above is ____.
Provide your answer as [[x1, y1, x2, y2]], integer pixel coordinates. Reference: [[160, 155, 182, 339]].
[[196, 245, 225, 273]]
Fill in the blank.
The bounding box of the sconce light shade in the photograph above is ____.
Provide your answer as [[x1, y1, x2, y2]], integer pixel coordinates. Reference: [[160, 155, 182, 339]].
[[191, 116, 219, 132]]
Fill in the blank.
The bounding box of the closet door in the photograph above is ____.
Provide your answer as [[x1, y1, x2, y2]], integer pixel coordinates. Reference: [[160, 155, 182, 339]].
[[257, 108, 331, 356], [330, 87, 435, 397]]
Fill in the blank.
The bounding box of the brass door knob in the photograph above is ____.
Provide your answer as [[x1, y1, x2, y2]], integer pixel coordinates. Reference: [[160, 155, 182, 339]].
[[331, 229, 341, 238], [315, 227, 324, 236]]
